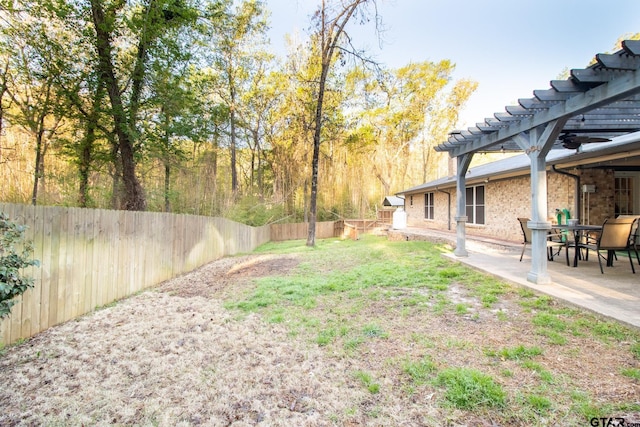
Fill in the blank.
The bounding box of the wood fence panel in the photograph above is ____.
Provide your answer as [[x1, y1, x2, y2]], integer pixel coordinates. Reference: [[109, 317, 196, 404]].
[[210, 218, 225, 260], [105, 209, 119, 306], [64, 208, 75, 321], [48, 207, 62, 329], [90, 209, 104, 310], [37, 205, 51, 337], [133, 211, 145, 292], [29, 205, 45, 337], [162, 213, 174, 282], [172, 213, 184, 276], [129, 212, 137, 293], [69, 208, 82, 319], [19, 205, 35, 339], [121, 211, 133, 299], [122, 211, 133, 296], [1, 205, 14, 344], [140, 211, 151, 289], [71, 208, 86, 320], [269, 221, 341, 241], [59, 208, 71, 323], [186, 214, 206, 272], [131, 212, 142, 295], [154, 212, 173, 285], [10, 204, 25, 342], [83, 209, 94, 314]]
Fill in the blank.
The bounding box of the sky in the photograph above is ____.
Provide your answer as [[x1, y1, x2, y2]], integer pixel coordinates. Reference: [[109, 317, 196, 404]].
[[264, 0, 640, 129]]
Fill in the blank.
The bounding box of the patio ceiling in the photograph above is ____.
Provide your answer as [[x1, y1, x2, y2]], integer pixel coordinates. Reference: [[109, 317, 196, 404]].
[[435, 39, 640, 157]]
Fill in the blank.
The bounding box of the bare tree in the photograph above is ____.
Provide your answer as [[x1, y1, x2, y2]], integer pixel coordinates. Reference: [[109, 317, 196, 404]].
[[306, 0, 379, 246]]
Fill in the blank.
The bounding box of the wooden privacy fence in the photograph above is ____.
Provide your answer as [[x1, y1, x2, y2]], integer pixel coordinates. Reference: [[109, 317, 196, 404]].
[[269, 220, 344, 241], [0, 203, 270, 345]]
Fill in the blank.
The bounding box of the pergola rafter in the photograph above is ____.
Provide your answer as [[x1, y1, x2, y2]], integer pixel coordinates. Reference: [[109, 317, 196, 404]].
[[436, 40, 640, 156]]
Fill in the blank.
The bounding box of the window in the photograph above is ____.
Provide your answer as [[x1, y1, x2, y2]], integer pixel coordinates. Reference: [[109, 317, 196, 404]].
[[424, 192, 434, 219], [615, 176, 633, 216], [410, 195, 414, 206], [465, 185, 485, 225]]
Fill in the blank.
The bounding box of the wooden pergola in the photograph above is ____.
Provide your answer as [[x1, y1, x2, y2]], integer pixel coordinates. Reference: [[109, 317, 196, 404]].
[[434, 39, 640, 284]]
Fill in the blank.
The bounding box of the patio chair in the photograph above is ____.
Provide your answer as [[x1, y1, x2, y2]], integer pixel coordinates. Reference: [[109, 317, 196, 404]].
[[616, 215, 640, 265], [518, 218, 566, 263], [578, 217, 638, 274]]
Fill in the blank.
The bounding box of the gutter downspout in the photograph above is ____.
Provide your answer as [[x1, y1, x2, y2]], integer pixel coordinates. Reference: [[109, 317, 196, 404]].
[[436, 187, 452, 230], [552, 165, 580, 222]]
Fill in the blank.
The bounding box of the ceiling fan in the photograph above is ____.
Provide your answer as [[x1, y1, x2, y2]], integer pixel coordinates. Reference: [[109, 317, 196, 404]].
[[559, 133, 611, 150]]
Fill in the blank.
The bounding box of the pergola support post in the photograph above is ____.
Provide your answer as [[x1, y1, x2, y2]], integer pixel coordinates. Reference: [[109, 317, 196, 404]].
[[454, 154, 473, 257], [513, 122, 566, 284], [526, 153, 552, 284]]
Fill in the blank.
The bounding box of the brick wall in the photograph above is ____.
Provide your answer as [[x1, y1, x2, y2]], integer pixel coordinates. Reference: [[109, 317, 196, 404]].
[[402, 170, 606, 243], [404, 193, 424, 224], [579, 169, 615, 225]]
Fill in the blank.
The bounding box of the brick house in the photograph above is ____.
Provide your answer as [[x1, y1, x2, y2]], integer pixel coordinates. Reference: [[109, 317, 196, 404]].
[[398, 135, 640, 243]]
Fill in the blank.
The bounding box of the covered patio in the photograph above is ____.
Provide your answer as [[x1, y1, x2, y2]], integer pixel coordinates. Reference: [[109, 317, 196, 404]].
[[434, 39, 640, 285]]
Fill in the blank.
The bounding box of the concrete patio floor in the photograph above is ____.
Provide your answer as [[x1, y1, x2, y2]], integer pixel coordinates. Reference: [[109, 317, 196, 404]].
[[389, 227, 640, 331]]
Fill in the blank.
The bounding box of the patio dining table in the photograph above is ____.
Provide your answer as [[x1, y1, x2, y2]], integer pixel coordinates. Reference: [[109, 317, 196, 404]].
[[551, 223, 603, 267]]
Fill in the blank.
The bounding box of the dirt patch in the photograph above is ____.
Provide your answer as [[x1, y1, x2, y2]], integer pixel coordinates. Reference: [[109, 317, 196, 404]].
[[158, 254, 300, 299]]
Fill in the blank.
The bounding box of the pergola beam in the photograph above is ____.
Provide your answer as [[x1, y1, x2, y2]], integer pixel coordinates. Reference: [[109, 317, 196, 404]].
[[440, 68, 640, 157]]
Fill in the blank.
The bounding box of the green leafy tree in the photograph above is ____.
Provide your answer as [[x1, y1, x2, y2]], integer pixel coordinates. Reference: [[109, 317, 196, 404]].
[[203, 0, 269, 197], [0, 3, 69, 206], [89, 0, 200, 210], [0, 213, 39, 319]]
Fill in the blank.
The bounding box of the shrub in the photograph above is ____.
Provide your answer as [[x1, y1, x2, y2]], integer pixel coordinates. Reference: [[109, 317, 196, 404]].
[[0, 212, 39, 319]]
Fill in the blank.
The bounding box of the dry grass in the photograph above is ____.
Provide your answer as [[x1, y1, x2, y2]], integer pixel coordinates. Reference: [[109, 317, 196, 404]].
[[1, 238, 639, 426]]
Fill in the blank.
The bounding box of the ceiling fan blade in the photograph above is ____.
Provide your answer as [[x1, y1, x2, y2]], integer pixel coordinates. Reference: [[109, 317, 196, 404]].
[[559, 132, 611, 149], [562, 141, 582, 150], [581, 137, 611, 143]]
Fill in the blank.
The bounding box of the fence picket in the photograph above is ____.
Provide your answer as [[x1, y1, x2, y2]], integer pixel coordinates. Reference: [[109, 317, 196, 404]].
[[38, 205, 52, 336], [48, 207, 62, 328]]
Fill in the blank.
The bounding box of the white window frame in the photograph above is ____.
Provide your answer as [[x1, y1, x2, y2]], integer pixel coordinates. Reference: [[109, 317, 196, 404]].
[[614, 171, 640, 215], [424, 192, 434, 220], [466, 185, 485, 225]]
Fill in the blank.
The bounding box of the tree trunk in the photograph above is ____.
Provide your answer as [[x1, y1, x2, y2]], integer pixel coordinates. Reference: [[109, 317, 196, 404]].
[[250, 128, 263, 194], [0, 63, 8, 164], [165, 162, 171, 212], [110, 144, 122, 209], [31, 128, 45, 206], [229, 85, 238, 196], [306, 69, 326, 246], [78, 124, 94, 207], [306, 0, 367, 246], [210, 145, 218, 215], [164, 118, 171, 212], [90, 0, 146, 211], [78, 84, 104, 207]]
